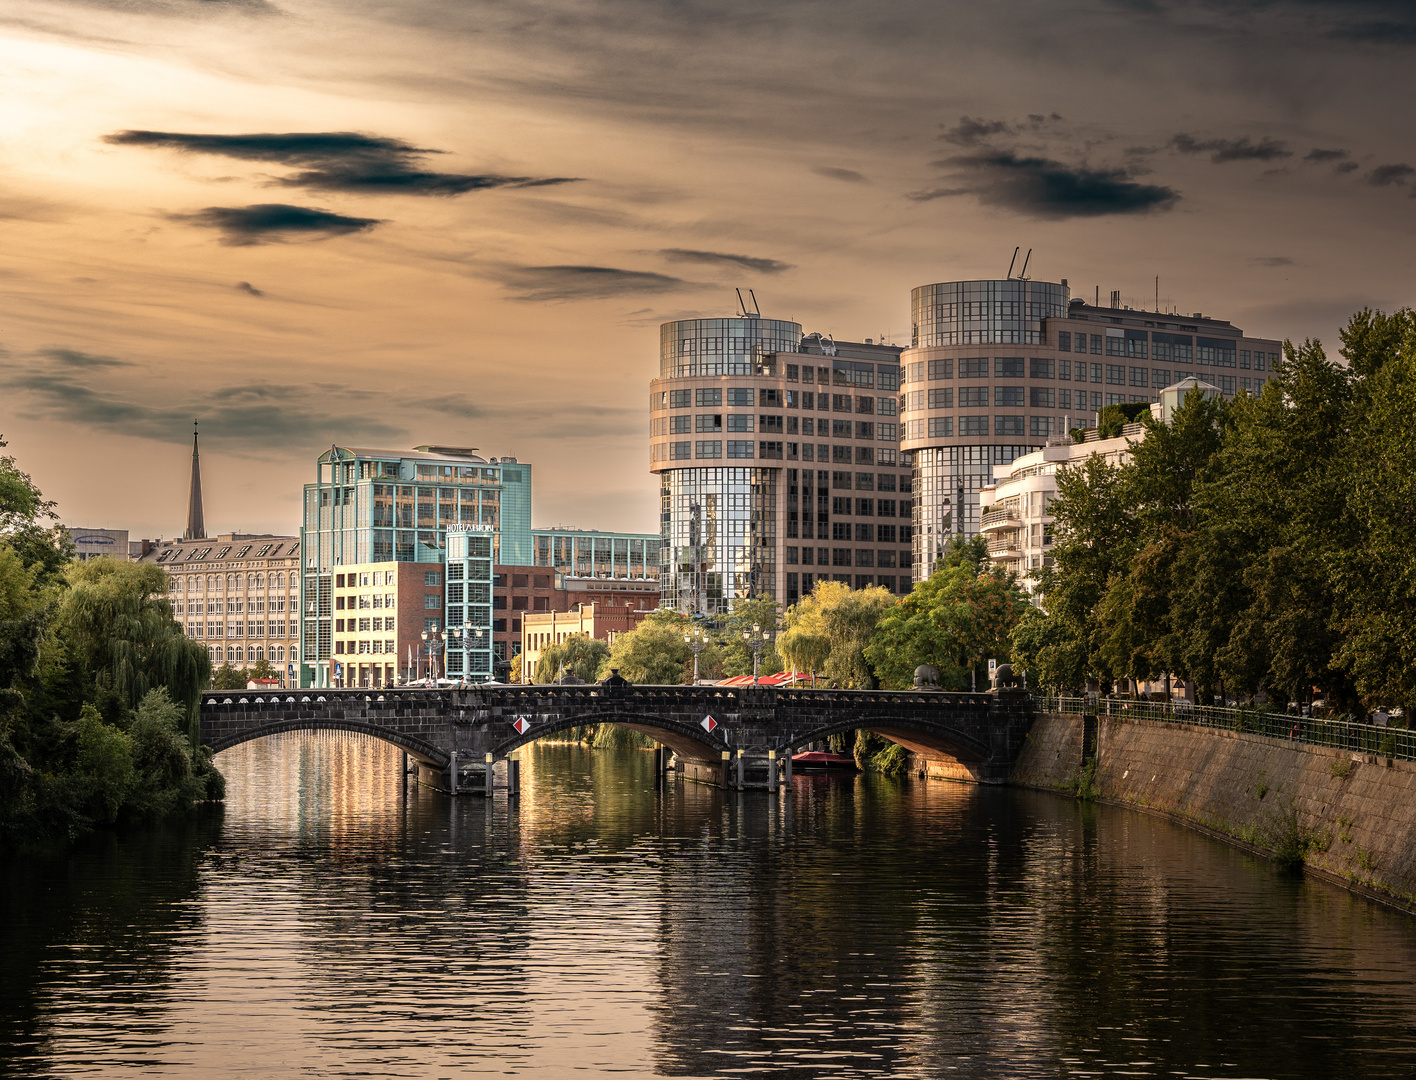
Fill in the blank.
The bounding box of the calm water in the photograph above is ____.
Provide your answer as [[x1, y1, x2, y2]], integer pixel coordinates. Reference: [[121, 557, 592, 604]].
[[5, 735, 1416, 1079]]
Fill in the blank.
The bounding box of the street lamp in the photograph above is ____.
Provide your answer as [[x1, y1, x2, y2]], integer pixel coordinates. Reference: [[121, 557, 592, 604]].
[[684, 627, 707, 684], [420, 629, 444, 685], [742, 622, 773, 684]]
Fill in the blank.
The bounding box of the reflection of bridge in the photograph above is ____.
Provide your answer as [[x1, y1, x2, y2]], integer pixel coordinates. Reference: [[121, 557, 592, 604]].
[[201, 683, 1035, 792]]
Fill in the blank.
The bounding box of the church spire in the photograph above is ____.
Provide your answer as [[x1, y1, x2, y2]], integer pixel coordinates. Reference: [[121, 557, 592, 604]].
[[185, 420, 206, 541]]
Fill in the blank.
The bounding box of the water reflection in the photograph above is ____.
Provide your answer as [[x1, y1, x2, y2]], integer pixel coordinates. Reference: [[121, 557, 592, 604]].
[[2, 731, 1415, 1078]]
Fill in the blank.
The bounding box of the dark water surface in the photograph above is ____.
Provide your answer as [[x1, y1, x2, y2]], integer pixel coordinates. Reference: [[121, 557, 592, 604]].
[[5, 733, 1416, 1079]]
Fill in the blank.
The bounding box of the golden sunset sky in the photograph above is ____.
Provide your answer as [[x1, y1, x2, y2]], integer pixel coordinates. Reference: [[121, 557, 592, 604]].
[[2, 0, 1413, 539]]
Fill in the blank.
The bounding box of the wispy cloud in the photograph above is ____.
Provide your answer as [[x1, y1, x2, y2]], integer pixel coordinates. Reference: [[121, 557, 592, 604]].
[[1170, 133, 1293, 163], [105, 129, 581, 196], [1366, 162, 1415, 186], [812, 166, 869, 183], [1249, 256, 1294, 267], [659, 248, 792, 273], [36, 347, 134, 369], [174, 203, 382, 244], [494, 264, 691, 302], [1304, 148, 1349, 162], [236, 281, 265, 297], [915, 151, 1179, 219]]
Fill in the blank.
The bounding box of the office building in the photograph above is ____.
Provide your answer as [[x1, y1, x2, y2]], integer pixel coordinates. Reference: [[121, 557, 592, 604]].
[[326, 561, 444, 687], [649, 315, 912, 613], [900, 278, 1282, 579], [532, 528, 660, 580], [65, 527, 131, 562], [491, 567, 659, 675]]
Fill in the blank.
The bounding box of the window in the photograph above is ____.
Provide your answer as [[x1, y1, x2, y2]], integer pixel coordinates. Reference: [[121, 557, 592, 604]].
[[759, 441, 784, 459], [1240, 349, 1251, 369], [833, 394, 853, 412], [959, 358, 987, 378], [928, 358, 953, 379], [1106, 365, 1126, 384], [855, 498, 874, 516], [1030, 357, 1055, 379], [928, 388, 953, 409], [832, 549, 852, 566], [727, 440, 754, 458], [832, 496, 852, 515], [855, 421, 874, 440], [854, 549, 875, 567], [670, 389, 691, 408], [759, 414, 784, 433], [877, 474, 897, 492], [828, 419, 849, 439], [877, 423, 897, 441], [1090, 363, 1104, 383], [1130, 366, 1149, 387], [832, 444, 851, 463], [670, 441, 691, 459], [959, 386, 988, 407], [1152, 368, 1171, 388], [927, 416, 953, 437], [1030, 387, 1055, 408], [1218, 375, 1237, 394], [876, 366, 899, 391], [995, 387, 1024, 407], [1058, 389, 1072, 409], [670, 415, 692, 434], [877, 523, 897, 543], [695, 387, 722, 407], [759, 388, 782, 407], [995, 415, 1024, 435], [695, 413, 722, 432], [1058, 360, 1071, 381], [727, 388, 753, 406], [424, 594, 441, 609], [727, 414, 753, 432], [877, 499, 897, 516], [959, 416, 988, 435], [832, 522, 851, 540], [876, 396, 897, 415], [696, 440, 722, 458], [832, 471, 852, 489], [786, 364, 799, 382], [995, 357, 1024, 378], [1058, 331, 1072, 352], [1029, 416, 1056, 437], [1106, 393, 1126, 406]]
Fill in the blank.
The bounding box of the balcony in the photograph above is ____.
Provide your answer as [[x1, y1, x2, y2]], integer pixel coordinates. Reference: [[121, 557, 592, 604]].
[[980, 505, 1022, 533], [986, 536, 1022, 560]]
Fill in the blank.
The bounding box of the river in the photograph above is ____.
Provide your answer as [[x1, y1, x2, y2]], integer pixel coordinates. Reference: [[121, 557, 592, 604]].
[[4, 732, 1416, 1078]]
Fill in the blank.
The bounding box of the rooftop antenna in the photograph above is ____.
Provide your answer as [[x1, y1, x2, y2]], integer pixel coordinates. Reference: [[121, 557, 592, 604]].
[[747, 289, 761, 317], [1006, 246, 1020, 278], [1019, 248, 1032, 280], [735, 288, 749, 317], [1155, 276, 1159, 312]]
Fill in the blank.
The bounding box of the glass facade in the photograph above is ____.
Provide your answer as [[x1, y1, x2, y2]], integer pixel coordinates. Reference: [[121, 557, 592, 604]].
[[444, 531, 495, 679], [911, 280, 1068, 348], [911, 444, 1034, 571], [532, 529, 660, 580], [660, 317, 802, 379], [659, 466, 778, 614], [301, 447, 533, 686]]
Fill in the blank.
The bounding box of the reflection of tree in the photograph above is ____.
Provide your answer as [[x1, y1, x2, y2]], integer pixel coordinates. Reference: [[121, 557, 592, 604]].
[[0, 811, 222, 1067]]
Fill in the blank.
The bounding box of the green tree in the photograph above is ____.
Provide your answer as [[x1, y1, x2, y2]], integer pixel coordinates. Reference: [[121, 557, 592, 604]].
[[0, 435, 72, 583], [865, 558, 1027, 690], [780, 580, 896, 688], [716, 594, 784, 677], [597, 610, 720, 685], [537, 633, 611, 683]]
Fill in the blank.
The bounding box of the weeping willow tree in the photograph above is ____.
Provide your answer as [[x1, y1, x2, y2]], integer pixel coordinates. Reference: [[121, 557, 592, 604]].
[[59, 560, 210, 742]]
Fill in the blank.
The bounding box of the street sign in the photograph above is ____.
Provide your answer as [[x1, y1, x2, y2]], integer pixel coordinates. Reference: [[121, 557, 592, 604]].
[[701, 715, 718, 733], [988, 658, 997, 677], [512, 716, 532, 735]]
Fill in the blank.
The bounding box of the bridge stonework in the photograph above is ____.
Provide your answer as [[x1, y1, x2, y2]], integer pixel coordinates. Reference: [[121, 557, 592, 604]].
[[200, 684, 1035, 792]]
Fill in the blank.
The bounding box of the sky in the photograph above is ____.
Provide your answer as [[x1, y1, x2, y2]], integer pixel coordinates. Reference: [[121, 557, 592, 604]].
[[2, 0, 1414, 540]]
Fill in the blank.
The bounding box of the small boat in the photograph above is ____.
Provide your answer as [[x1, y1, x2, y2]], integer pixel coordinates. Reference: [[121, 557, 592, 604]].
[[791, 750, 858, 770]]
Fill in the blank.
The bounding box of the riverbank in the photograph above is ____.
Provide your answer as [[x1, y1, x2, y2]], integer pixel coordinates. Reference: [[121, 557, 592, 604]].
[[1012, 711, 1416, 914]]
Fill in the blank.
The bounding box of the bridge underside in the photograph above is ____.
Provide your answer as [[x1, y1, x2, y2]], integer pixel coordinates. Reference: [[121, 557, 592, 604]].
[[209, 718, 450, 768]]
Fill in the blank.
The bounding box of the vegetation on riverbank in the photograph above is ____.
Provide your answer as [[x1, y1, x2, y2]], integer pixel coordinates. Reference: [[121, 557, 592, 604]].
[[1, 438, 221, 848], [1011, 308, 1416, 718]]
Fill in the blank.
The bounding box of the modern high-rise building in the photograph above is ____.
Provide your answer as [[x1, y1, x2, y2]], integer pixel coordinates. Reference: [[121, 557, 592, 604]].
[[650, 315, 912, 613], [900, 278, 1282, 579]]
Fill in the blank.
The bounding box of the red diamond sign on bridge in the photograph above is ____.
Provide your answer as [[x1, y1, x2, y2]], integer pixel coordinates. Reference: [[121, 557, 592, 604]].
[[700, 715, 718, 733], [512, 716, 532, 735]]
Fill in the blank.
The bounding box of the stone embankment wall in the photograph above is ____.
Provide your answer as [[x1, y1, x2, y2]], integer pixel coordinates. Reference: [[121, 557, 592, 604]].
[[1012, 712, 1416, 912]]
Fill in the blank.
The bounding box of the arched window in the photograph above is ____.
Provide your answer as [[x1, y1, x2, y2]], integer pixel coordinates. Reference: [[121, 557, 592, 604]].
[[255, 573, 265, 590], [274, 645, 284, 663], [277, 572, 286, 588], [209, 645, 220, 663], [253, 645, 264, 661], [233, 646, 244, 664], [291, 646, 299, 663], [212, 575, 221, 592]]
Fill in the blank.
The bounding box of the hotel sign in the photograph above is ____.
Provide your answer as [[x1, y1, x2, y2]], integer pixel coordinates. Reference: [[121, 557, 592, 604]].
[[446, 524, 496, 534]]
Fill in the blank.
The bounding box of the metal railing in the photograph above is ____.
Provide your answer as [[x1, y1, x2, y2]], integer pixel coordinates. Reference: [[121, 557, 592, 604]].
[[1040, 695, 1415, 761]]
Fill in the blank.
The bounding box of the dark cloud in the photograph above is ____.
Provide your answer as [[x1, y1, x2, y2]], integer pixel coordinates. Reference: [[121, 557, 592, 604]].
[[937, 113, 1062, 147], [813, 166, 869, 183], [916, 151, 1180, 219], [1170, 133, 1293, 162], [495, 264, 691, 302], [1304, 148, 1349, 162], [175, 203, 382, 245], [1249, 256, 1294, 267], [659, 249, 792, 273], [105, 130, 581, 195], [1335, 161, 1361, 173], [36, 347, 134, 369], [1367, 163, 1415, 185], [236, 281, 265, 297], [1329, 19, 1416, 44]]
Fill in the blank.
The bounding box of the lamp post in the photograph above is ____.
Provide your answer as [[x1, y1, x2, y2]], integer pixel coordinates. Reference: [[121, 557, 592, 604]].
[[420, 629, 444, 685], [742, 623, 772, 685], [684, 628, 707, 684]]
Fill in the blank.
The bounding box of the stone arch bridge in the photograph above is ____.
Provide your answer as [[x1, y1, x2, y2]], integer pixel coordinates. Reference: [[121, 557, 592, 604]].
[[200, 683, 1035, 792]]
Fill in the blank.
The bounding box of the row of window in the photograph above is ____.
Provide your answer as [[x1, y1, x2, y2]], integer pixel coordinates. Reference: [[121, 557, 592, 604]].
[[167, 572, 293, 593], [184, 622, 291, 638], [207, 644, 293, 664], [780, 362, 900, 390], [665, 441, 902, 465], [334, 617, 397, 632], [785, 547, 911, 568], [176, 599, 287, 615], [334, 640, 398, 655], [660, 389, 898, 416], [661, 414, 901, 438], [785, 572, 910, 601], [335, 592, 397, 610]]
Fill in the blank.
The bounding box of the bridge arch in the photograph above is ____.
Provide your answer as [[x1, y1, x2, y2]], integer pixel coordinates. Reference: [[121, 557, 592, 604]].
[[490, 710, 727, 763], [207, 717, 450, 768], [785, 713, 991, 765]]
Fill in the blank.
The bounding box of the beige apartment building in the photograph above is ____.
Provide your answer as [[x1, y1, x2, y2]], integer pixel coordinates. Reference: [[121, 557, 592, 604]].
[[900, 278, 1282, 580], [649, 316, 913, 612], [141, 533, 302, 683], [329, 561, 449, 687]]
